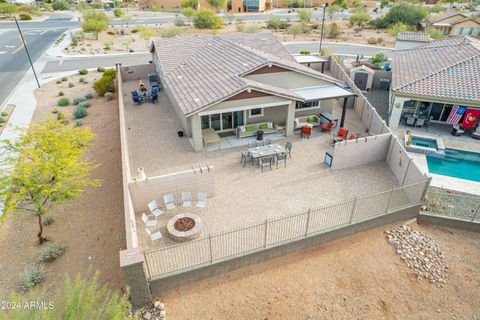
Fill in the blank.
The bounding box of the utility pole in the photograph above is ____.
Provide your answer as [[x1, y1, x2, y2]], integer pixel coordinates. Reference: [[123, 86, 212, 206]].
[[14, 17, 40, 89], [319, 3, 328, 55]]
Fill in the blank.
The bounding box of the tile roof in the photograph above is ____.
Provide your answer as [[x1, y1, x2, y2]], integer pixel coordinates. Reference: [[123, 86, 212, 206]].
[[151, 33, 342, 116], [429, 11, 468, 24], [391, 36, 480, 103], [396, 32, 431, 43]]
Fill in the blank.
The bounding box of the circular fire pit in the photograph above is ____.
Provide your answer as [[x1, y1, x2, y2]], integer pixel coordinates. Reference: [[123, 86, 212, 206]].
[[167, 213, 203, 242]]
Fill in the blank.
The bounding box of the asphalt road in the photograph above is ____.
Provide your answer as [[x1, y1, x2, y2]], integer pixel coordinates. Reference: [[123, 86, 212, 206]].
[[0, 27, 66, 109]]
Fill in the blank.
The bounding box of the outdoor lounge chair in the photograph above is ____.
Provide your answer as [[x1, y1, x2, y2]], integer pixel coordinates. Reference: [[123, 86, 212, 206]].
[[141, 213, 157, 228], [348, 133, 359, 140], [334, 128, 349, 143], [406, 117, 416, 126], [471, 126, 480, 140], [148, 87, 158, 103], [182, 192, 192, 208], [301, 125, 312, 139], [145, 228, 162, 241], [415, 118, 425, 127], [147, 200, 164, 218], [163, 194, 176, 210], [131, 91, 143, 104], [196, 192, 207, 208], [285, 141, 293, 158], [321, 120, 334, 132]]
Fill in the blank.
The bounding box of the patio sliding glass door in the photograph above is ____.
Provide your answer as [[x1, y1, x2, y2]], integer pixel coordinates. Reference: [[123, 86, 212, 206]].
[[201, 111, 244, 132]]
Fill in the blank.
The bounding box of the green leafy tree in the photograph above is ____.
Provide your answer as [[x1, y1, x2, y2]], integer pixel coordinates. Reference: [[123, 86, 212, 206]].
[[192, 8, 223, 29], [138, 25, 155, 46], [207, 0, 226, 12], [349, 7, 370, 27], [181, 0, 198, 9], [0, 120, 100, 244], [383, 3, 428, 27], [327, 4, 340, 19], [81, 10, 109, 40], [297, 9, 312, 22], [2, 271, 136, 319], [0, 3, 17, 16], [182, 7, 195, 24], [380, 0, 388, 9], [51, 0, 70, 10]]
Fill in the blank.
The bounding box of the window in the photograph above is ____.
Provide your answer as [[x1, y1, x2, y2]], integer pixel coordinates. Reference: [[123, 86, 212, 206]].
[[296, 100, 320, 110], [249, 108, 264, 118]]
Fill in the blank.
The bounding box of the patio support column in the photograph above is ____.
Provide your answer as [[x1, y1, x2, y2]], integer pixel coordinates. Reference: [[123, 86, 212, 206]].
[[191, 114, 203, 152], [389, 96, 407, 128], [285, 101, 296, 137], [339, 96, 349, 128]]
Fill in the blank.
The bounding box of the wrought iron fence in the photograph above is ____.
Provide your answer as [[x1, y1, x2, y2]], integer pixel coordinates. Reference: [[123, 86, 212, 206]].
[[422, 189, 480, 222], [144, 180, 429, 280]]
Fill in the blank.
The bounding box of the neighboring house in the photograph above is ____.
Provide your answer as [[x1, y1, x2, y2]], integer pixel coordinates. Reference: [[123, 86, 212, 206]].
[[231, 0, 267, 12], [394, 32, 431, 50], [425, 11, 480, 37], [389, 36, 480, 128], [150, 33, 355, 152]]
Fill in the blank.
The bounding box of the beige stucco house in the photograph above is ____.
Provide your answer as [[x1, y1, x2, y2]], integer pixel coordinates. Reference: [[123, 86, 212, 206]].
[[150, 33, 355, 151], [426, 11, 480, 37]]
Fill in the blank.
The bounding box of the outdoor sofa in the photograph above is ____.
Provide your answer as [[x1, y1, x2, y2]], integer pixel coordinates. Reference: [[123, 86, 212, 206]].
[[294, 115, 321, 129], [236, 122, 277, 139]]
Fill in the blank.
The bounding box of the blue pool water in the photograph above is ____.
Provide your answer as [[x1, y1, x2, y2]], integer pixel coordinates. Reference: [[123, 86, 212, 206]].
[[427, 148, 480, 182], [411, 136, 438, 150]]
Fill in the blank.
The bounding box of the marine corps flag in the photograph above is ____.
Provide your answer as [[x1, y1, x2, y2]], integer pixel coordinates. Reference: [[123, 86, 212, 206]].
[[461, 108, 480, 129]]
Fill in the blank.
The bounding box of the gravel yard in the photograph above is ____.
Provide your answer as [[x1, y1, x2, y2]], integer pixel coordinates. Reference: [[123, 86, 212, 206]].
[[157, 221, 480, 319]]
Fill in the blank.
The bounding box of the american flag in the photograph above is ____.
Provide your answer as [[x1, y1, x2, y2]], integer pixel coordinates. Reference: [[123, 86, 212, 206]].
[[446, 105, 466, 125]]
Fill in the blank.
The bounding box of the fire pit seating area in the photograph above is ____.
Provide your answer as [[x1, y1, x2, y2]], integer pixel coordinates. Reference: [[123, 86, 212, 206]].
[[236, 122, 277, 139], [294, 115, 321, 129]]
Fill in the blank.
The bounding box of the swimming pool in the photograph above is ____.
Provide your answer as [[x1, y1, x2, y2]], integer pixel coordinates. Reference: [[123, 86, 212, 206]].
[[411, 136, 438, 150], [427, 148, 480, 182]]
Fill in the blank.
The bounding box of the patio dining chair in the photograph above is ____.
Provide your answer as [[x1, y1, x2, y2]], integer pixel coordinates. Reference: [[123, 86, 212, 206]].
[[196, 192, 207, 208], [147, 200, 164, 218], [321, 120, 334, 132], [141, 213, 157, 228], [163, 194, 176, 210], [415, 118, 425, 127], [285, 141, 293, 158], [145, 228, 162, 241], [259, 156, 273, 172], [240, 151, 253, 167], [264, 137, 272, 145], [182, 192, 192, 208], [249, 140, 258, 148], [131, 90, 143, 105], [275, 153, 287, 169]]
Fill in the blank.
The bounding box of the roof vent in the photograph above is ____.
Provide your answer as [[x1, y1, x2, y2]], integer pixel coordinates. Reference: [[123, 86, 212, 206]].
[[242, 63, 249, 67], [247, 88, 251, 93], [268, 63, 272, 68], [178, 75, 183, 79], [194, 98, 200, 103]]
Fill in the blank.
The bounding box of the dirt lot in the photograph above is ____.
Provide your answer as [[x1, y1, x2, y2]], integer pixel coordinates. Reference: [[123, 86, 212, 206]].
[[64, 19, 394, 55], [158, 221, 480, 319], [0, 71, 126, 300]]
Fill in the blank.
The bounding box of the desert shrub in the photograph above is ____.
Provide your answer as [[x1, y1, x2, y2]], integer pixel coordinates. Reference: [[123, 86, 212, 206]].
[[38, 243, 66, 262], [84, 92, 93, 99], [42, 215, 54, 225], [20, 264, 46, 292], [51, 0, 70, 10], [73, 106, 88, 119], [193, 9, 223, 29], [56, 79, 62, 84], [97, 67, 106, 72], [56, 112, 65, 121], [430, 4, 443, 13], [58, 91, 64, 96], [57, 97, 69, 106], [93, 77, 114, 96], [367, 37, 378, 44], [69, 82, 75, 88], [61, 77, 68, 82], [174, 15, 185, 26], [388, 22, 408, 37], [372, 52, 387, 64], [244, 24, 261, 33], [73, 96, 88, 105], [377, 37, 384, 44], [0, 117, 6, 124], [19, 13, 32, 20], [160, 26, 181, 38], [75, 119, 83, 126], [113, 7, 123, 17], [103, 69, 116, 79], [300, 50, 310, 55], [78, 101, 91, 109], [51, 109, 58, 114], [78, 69, 88, 75], [328, 22, 341, 38], [79, 77, 85, 83], [107, 31, 115, 35], [131, 29, 138, 33], [287, 23, 311, 38], [1, 112, 7, 117], [129, 49, 134, 52], [266, 17, 286, 30], [297, 9, 312, 22], [349, 7, 370, 27], [320, 47, 330, 56]]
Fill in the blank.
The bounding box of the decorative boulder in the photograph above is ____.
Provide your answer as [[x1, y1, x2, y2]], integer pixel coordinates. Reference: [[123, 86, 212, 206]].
[[104, 92, 113, 101]]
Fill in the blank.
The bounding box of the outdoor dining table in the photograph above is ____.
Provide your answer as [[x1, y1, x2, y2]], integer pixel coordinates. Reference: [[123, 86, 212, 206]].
[[247, 143, 286, 159]]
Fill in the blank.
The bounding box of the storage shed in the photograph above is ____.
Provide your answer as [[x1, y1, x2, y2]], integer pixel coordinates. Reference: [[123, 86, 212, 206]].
[[349, 65, 374, 92]]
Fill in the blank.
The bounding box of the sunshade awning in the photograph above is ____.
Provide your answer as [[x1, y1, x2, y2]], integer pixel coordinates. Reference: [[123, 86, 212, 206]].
[[293, 55, 329, 64]]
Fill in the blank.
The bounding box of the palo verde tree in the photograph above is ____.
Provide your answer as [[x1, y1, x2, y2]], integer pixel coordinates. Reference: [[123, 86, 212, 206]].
[[0, 120, 101, 244], [206, 0, 226, 13]]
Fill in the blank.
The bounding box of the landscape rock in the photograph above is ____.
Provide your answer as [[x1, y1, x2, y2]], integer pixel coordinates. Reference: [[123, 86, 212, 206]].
[[104, 92, 113, 100], [138, 300, 166, 320], [385, 226, 448, 287]]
